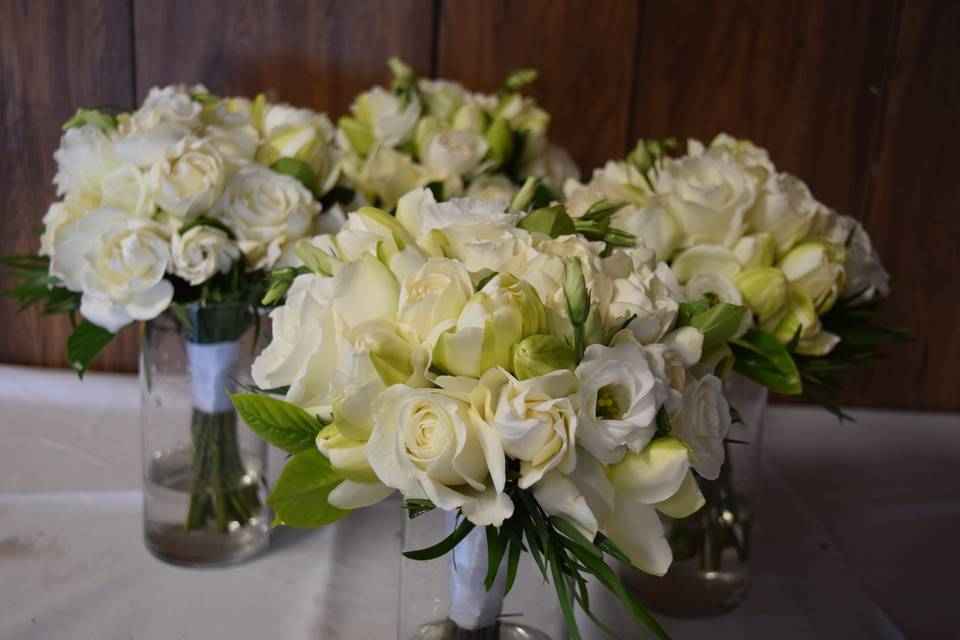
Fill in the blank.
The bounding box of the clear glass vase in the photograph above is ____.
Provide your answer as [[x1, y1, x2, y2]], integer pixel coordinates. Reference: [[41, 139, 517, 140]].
[[140, 303, 271, 566], [620, 373, 768, 617], [400, 509, 566, 639]]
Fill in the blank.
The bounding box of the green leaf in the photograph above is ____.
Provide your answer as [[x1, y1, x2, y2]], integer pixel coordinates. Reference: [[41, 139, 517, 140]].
[[688, 303, 747, 348], [677, 297, 710, 326], [191, 92, 221, 105], [595, 533, 631, 566], [511, 177, 539, 212], [502, 68, 538, 92], [654, 406, 672, 438], [484, 525, 510, 590], [518, 205, 576, 238], [580, 200, 627, 224], [270, 157, 318, 194], [268, 448, 350, 527], [425, 180, 444, 202], [485, 116, 514, 166], [504, 536, 522, 594], [549, 516, 603, 559], [319, 185, 355, 209], [403, 499, 435, 519], [403, 516, 475, 561], [230, 393, 324, 453], [62, 108, 117, 132], [731, 329, 803, 395], [179, 215, 236, 239], [67, 320, 115, 378]]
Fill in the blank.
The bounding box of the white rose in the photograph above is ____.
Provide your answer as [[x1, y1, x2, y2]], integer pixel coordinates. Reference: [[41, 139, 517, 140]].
[[471, 368, 578, 488], [100, 164, 157, 217], [353, 87, 421, 147], [669, 375, 730, 480], [465, 174, 517, 202], [699, 133, 775, 186], [656, 150, 757, 248], [214, 164, 319, 270], [612, 199, 683, 263], [53, 125, 121, 200], [522, 143, 581, 194], [342, 147, 423, 211], [563, 161, 647, 218], [397, 257, 474, 343], [120, 84, 203, 134], [819, 214, 890, 303], [747, 173, 820, 256], [171, 224, 240, 285], [49, 208, 173, 331], [39, 198, 89, 260], [419, 79, 470, 122], [422, 129, 489, 180], [151, 137, 226, 219], [113, 121, 191, 168], [574, 342, 668, 464], [366, 384, 513, 526]]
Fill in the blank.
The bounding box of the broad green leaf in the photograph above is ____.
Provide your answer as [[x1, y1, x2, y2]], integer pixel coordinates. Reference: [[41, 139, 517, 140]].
[[271, 157, 318, 194], [268, 448, 350, 527], [688, 303, 747, 348], [230, 393, 324, 453], [518, 205, 576, 238], [731, 329, 803, 395], [67, 320, 115, 378]]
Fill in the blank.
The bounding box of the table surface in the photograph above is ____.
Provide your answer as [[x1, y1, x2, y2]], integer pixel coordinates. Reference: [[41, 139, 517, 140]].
[[0, 364, 957, 640]]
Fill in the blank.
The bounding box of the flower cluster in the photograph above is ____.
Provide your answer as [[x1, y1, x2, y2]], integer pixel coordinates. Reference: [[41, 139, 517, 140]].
[[245, 187, 740, 578], [39, 84, 336, 332], [337, 60, 579, 211], [565, 134, 890, 357]]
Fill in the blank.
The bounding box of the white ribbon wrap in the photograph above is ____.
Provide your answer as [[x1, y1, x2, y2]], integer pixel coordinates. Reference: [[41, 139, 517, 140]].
[[447, 511, 506, 630], [186, 341, 242, 414]]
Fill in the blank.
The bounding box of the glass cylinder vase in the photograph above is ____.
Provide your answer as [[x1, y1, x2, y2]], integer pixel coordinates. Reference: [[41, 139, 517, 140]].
[[140, 303, 270, 566], [400, 508, 567, 640], [620, 373, 768, 617]]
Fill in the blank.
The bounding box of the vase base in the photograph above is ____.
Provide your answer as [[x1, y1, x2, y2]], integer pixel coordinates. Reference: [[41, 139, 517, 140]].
[[620, 562, 748, 618], [144, 521, 269, 567], [411, 619, 552, 640]]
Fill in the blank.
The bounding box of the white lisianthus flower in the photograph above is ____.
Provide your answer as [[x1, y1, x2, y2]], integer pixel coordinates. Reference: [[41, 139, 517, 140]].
[[563, 161, 648, 217], [470, 368, 578, 489], [698, 133, 775, 186], [397, 189, 522, 249], [669, 375, 730, 480], [465, 175, 517, 202], [605, 265, 681, 344], [214, 164, 319, 270], [747, 173, 820, 256], [817, 213, 890, 303], [342, 146, 423, 211], [656, 150, 757, 248], [49, 207, 173, 332], [574, 342, 668, 464], [397, 257, 474, 343], [421, 129, 489, 181], [151, 137, 226, 220], [366, 384, 513, 527], [612, 199, 683, 263], [53, 125, 121, 200], [100, 164, 157, 218], [170, 224, 240, 286]]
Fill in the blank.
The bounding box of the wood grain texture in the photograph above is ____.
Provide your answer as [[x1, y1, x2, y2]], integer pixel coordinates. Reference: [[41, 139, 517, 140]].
[[133, 0, 436, 115], [0, 0, 140, 372], [631, 0, 900, 219], [436, 0, 641, 174], [848, 0, 960, 412]]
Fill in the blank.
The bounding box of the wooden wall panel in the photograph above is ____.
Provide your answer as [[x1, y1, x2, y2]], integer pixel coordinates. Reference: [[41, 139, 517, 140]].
[[436, 0, 641, 174], [133, 0, 436, 116], [0, 0, 140, 372], [851, 0, 960, 411]]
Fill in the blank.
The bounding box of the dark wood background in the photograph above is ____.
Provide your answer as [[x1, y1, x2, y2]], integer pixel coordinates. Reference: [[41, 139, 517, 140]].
[[2, 0, 958, 411]]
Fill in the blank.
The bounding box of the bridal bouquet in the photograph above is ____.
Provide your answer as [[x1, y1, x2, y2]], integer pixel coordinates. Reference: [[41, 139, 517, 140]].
[[564, 134, 904, 414], [232, 183, 750, 637], [2, 84, 338, 536], [335, 58, 579, 211]]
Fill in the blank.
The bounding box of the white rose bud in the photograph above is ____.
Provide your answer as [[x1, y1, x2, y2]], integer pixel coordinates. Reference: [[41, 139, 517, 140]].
[[171, 225, 240, 286]]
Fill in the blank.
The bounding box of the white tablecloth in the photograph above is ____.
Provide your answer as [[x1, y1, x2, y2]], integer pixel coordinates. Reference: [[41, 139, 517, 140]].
[[0, 365, 957, 639]]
